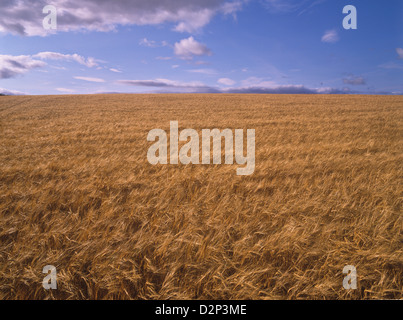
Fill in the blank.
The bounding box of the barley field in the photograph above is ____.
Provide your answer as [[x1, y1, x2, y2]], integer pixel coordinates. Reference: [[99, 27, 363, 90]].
[[0, 94, 401, 300]]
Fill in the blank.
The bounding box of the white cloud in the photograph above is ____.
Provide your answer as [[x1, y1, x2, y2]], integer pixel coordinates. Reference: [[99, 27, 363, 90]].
[[0, 54, 46, 79], [174, 37, 212, 60], [56, 88, 75, 93], [218, 78, 236, 85], [262, 0, 303, 13], [74, 76, 105, 83], [240, 77, 277, 88], [109, 68, 122, 73], [187, 68, 217, 75], [221, 1, 244, 15], [34, 52, 98, 68], [140, 38, 169, 48], [321, 29, 339, 43], [263, 0, 327, 15], [174, 8, 216, 33], [0, 87, 26, 95], [0, 0, 244, 36], [51, 66, 67, 70], [140, 38, 157, 47], [396, 48, 403, 59]]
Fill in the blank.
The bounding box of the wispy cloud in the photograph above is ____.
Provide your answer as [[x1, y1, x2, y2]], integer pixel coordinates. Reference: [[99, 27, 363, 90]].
[[139, 38, 158, 47], [343, 75, 366, 85], [221, 0, 244, 17], [298, 0, 327, 16], [117, 78, 220, 93], [34, 52, 98, 68], [156, 57, 172, 61], [240, 77, 277, 88], [117, 78, 207, 88], [74, 76, 105, 83], [379, 62, 403, 70], [0, 87, 26, 95], [262, 0, 305, 13], [109, 68, 122, 73], [218, 78, 236, 86], [56, 88, 76, 93], [193, 61, 210, 66], [139, 38, 168, 48], [187, 68, 217, 75], [396, 48, 403, 59], [321, 29, 339, 43]]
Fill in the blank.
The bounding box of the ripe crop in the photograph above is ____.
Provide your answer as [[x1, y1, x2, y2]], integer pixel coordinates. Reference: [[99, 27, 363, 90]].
[[0, 94, 401, 299]]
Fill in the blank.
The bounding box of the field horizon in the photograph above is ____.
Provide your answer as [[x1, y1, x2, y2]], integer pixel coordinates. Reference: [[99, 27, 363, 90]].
[[0, 94, 402, 300]]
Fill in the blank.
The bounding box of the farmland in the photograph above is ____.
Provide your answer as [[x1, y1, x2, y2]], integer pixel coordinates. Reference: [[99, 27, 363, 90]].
[[0, 94, 401, 299]]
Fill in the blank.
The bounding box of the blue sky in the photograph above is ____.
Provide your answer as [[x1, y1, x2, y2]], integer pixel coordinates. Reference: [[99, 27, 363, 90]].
[[0, 0, 402, 95]]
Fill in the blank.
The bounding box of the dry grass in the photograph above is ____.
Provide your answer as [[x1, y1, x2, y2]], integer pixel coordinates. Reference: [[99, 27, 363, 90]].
[[0, 94, 402, 300]]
